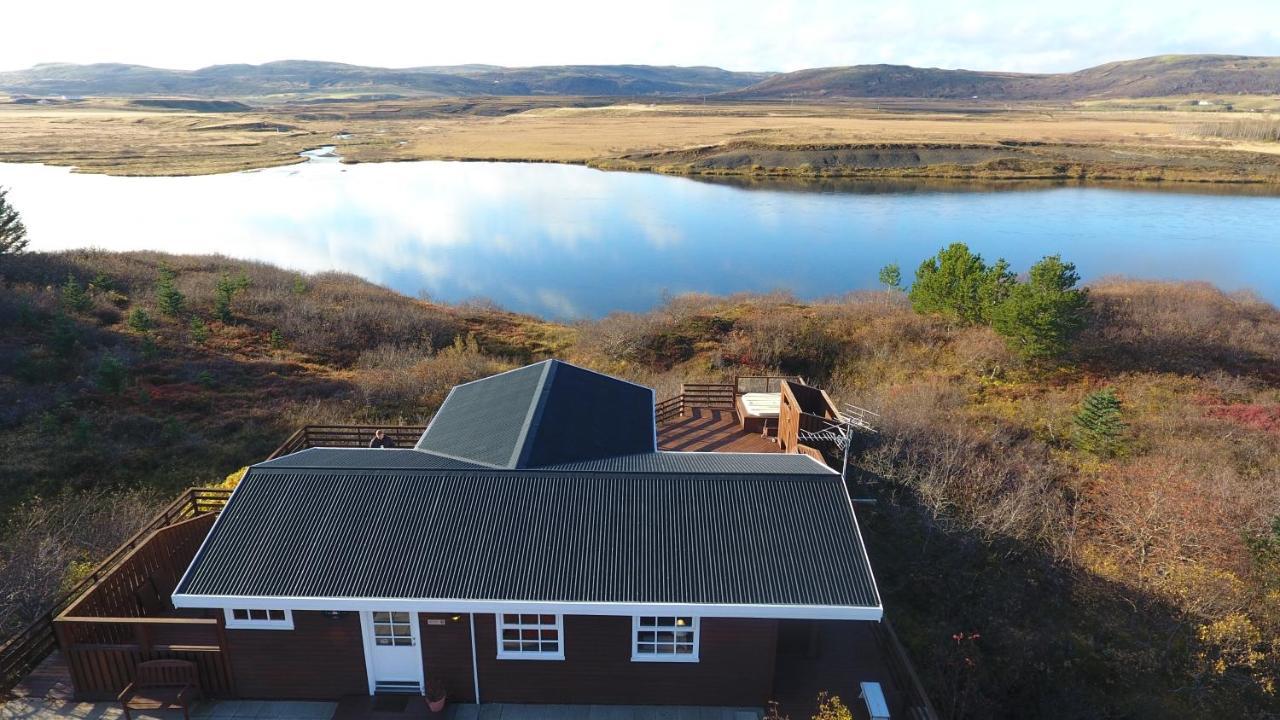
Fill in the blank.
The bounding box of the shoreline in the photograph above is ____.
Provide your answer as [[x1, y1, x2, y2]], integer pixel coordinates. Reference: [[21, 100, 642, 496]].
[[3, 151, 1280, 190]]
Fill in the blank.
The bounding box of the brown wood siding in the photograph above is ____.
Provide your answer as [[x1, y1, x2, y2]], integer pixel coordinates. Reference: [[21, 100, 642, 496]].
[[419, 613, 476, 702], [473, 615, 778, 706], [226, 610, 367, 699]]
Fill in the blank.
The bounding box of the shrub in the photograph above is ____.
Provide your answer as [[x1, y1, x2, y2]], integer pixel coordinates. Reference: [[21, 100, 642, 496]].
[[189, 317, 210, 344], [126, 307, 153, 333], [909, 243, 1014, 325], [1073, 388, 1126, 456], [155, 268, 184, 317], [60, 274, 91, 314], [990, 255, 1089, 360], [94, 354, 127, 393], [269, 328, 285, 350]]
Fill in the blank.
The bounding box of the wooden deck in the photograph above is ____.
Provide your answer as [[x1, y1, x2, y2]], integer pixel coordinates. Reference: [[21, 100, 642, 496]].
[[657, 408, 781, 454], [7, 651, 73, 701]]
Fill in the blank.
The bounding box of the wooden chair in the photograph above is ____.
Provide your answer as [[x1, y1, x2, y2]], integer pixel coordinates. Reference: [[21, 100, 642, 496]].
[[118, 659, 201, 720]]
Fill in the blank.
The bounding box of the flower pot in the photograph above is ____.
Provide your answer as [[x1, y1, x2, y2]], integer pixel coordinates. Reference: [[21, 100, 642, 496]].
[[426, 693, 447, 714]]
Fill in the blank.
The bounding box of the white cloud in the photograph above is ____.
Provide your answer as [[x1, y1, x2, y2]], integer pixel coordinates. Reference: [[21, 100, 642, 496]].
[[2, 0, 1278, 74]]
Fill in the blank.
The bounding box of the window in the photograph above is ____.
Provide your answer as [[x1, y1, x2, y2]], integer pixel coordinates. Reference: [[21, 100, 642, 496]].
[[224, 608, 293, 630], [372, 611, 415, 646], [496, 614, 563, 660], [632, 615, 698, 662]]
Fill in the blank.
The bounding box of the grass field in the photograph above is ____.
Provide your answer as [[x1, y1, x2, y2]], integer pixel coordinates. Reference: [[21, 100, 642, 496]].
[[2, 96, 1278, 182], [1, 249, 1278, 718]]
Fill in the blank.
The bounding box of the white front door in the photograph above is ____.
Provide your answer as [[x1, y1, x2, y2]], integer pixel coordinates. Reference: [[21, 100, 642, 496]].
[[361, 610, 424, 694]]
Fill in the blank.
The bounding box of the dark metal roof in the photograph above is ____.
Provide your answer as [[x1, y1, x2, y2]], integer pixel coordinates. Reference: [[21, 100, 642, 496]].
[[175, 467, 880, 610], [414, 360, 655, 469], [537, 452, 834, 475], [255, 448, 484, 471], [415, 361, 548, 467], [257, 448, 830, 475]]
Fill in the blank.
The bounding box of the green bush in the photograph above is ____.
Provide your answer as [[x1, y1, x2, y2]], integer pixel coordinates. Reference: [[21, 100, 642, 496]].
[[155, 268, 185, 317], [269, 328, 285, 350], [909, 243, 1014, 325], [990, 255, 1089, 360], [126, 307, 153, 333], [1073, 388, 1126, 456]]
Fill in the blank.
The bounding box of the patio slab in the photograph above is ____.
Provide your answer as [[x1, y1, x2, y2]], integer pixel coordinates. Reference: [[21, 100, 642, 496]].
[[0, 699, 337, 720]]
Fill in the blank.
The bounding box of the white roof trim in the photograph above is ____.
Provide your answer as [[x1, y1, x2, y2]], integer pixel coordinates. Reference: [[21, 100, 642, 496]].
[[171, 593, 883, 622]]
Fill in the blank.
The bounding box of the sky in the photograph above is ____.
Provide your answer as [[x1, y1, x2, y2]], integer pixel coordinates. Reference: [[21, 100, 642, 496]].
[[3, 0, 1279, 74]]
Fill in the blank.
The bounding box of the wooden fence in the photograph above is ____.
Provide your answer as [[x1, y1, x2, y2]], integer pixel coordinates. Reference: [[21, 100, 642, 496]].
[[778, 380, 841, 455], [57, 638, 233, 700], [654, 376, 802, 425], [59, 514, 218, 638], [53, 512, 234, 700], [267, 425, 428, 460], [0, 488, 230, 697]]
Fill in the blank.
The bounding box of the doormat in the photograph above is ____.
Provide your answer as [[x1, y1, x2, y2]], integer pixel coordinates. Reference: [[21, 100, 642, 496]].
[[371, 695, 410, 713]]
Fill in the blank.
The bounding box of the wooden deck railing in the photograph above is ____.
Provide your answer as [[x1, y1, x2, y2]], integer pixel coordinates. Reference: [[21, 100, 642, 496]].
[[873, 618, 942, 720], [267, 424, 428, 460], [654, 376, 803, 425], [54, 615, 234, 699], [778, 380, 840, 455], [0, 487, 231, 697]]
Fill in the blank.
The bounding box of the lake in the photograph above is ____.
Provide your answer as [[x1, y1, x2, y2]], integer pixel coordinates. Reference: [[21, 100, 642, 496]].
[[2, 153, 1278, 318]]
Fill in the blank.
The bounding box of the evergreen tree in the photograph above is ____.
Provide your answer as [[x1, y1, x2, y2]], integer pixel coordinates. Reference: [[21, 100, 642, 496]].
[[213, 271, 249, 323], [155, 268, 185, 317], [189, 316, 210, 344], [95, 354, 127, 394], [1073, 388, 1126, 456], [990, 255, 1089, 360], [909, 243, 1015, 325], [60, 274, 91, 314], [878, 263, 902, 291], [0, 187, 28, 256], [127, 307, 153, 332]]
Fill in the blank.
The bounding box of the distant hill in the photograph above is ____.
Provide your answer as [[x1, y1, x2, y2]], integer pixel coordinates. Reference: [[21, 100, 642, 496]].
[[5, 55, 1280, 102], [725, 55, 1280, 100], [0, 61, 772, 99]]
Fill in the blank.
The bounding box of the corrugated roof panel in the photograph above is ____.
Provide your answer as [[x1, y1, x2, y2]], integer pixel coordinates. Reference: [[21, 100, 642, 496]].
[[256, 448, 485, 470], [177, 468, 879, 610], [537, 451, 833, 475], [414, 361, 549, 467]]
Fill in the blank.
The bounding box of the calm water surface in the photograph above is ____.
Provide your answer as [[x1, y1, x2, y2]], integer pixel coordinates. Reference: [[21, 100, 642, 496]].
[[1, 154, 1278, 318]]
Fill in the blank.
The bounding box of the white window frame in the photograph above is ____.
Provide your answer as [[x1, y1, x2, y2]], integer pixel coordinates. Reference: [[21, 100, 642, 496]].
[[224, 607, 294, 630], [495, 613, 565, 660], [631, 615, 699, 662]]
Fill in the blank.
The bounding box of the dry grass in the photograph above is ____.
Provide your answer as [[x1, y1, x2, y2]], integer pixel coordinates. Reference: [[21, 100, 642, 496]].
[[3, 97, 1279, 182], [3, 249, 1280, 716]]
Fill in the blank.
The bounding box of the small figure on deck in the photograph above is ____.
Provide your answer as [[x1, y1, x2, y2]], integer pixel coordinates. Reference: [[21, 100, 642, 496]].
[[369, 429, 396, 449]]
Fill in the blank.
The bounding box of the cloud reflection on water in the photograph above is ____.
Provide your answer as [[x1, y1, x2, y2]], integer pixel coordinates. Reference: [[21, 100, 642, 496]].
[[1, 158, 1277, 319]]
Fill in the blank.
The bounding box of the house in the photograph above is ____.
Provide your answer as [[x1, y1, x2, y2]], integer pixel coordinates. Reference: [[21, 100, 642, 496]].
[[164, 360, 885, 708], [16, 360, 940, 716]]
